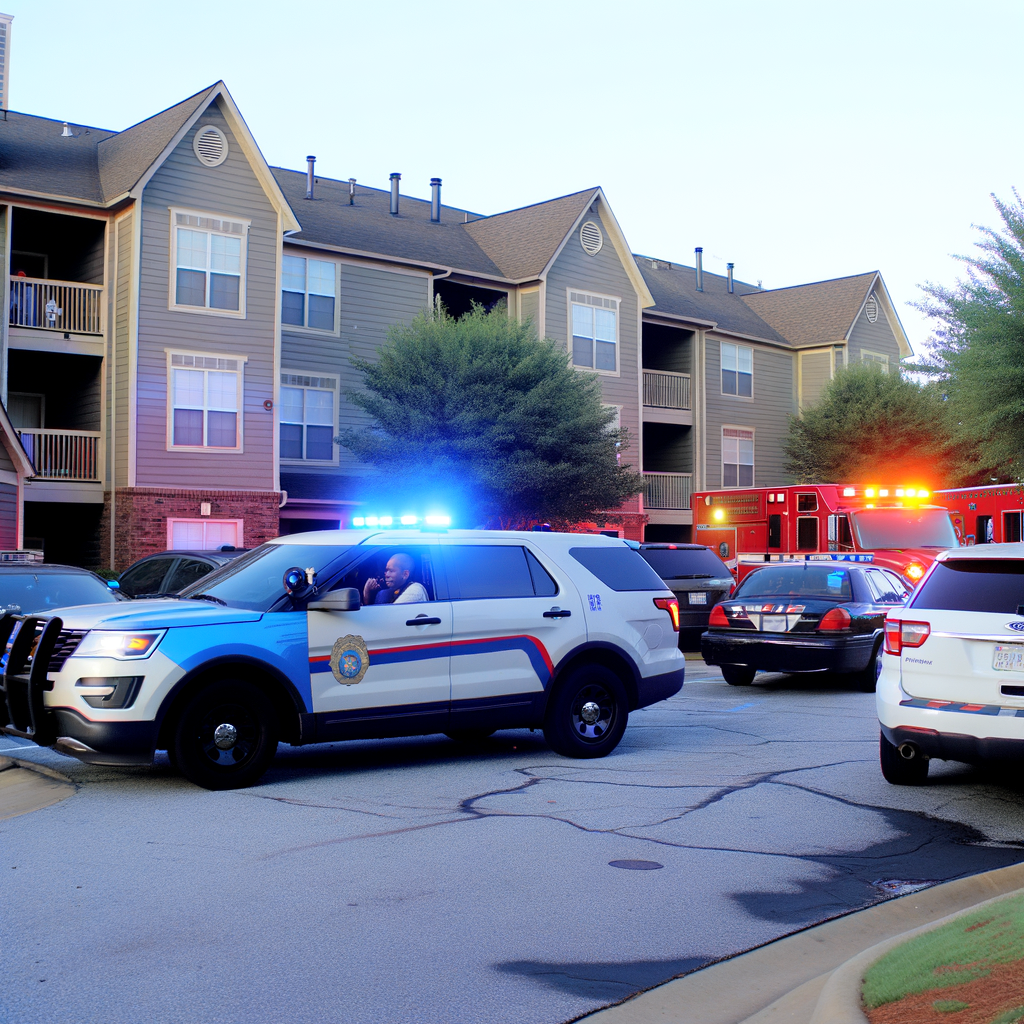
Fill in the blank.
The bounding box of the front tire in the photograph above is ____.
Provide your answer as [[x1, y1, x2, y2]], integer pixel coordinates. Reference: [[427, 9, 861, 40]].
[[173, 679, 279, 791], [879, 731, 929, 785], [721, 665, 756, 686], [543, 664, 628, 759]]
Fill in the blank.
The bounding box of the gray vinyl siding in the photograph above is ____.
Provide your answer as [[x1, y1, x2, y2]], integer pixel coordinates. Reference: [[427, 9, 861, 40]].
[[544, 210, 641, 452], [135, 97, 278, 490], [519, 288, 540, 339], [112, 210, 132, 489], [799, 350, 833, 410], [704, 336, 795, 488], [0, 481, 16, 548], [848, 302, 901, 367], [281, 261, 429, 478]]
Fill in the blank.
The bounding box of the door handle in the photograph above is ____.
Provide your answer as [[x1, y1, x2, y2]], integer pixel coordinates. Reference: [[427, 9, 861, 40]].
[[543, 608, 571, 618], [407, 616, 442, 626]]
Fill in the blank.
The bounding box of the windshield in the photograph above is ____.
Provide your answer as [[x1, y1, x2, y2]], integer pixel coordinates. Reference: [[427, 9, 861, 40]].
[[0, 571, 121, 614], [734, 564, 853, 600], [639, 547, 730, 579], [850, 508, 958, 550], [178, 542, 355, 611]]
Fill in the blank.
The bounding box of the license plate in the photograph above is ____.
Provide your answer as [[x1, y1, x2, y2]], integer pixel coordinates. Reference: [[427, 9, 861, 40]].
[[688, 592, 707, 605], [994, 645, 1024, 672], [762, 614, 787, 632]]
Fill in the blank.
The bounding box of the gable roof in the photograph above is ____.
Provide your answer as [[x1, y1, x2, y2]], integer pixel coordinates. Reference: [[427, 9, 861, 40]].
[[740, 271, 880, 349]]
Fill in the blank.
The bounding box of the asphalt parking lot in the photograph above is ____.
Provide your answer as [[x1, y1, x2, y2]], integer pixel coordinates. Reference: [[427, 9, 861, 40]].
[[4, 662, 1024, 1024]]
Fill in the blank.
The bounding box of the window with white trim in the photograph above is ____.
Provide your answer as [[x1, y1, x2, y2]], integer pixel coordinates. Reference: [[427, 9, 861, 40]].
[[722, 427, 754, 487], [168, 519, 242, 551], [280, 372, 337, 462], [861, 350, 889, 372], [570, 290, 618, 372], [282, 255, 337, 331], [168, 352, 244, 450], [170, 210, 249, 314], [721, 342, 753, 397]]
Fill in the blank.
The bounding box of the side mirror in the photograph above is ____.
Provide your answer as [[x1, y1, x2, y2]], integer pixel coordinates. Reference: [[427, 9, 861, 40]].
[[307, 588, 361, 612]]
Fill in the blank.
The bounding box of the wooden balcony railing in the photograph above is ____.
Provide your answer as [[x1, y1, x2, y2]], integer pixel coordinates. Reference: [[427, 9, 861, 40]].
[[9, 277, 104, 335], [644, 471, 693, 510], [643, 370, 691, 410], [18, 429, 101, 482]]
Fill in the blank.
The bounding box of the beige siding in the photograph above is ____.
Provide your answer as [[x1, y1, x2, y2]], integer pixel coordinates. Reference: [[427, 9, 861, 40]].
[[848, 297, 902, 367], [519, 288, 540, 339], [281, 261, 429, 479], [799, 349, 833, 410], [135, 97, 278, 490], [705, 336, 795, 488]]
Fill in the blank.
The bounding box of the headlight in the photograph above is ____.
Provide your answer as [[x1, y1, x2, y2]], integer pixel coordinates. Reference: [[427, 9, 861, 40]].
[[75, 630, 165, 660]]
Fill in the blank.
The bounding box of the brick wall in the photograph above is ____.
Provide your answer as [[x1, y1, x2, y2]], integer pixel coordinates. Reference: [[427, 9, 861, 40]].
[[98, 487, 282, 572]]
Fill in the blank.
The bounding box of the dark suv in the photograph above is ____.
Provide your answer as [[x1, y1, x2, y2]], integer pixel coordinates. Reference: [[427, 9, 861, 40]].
[[638, 543, 734, 650], [118, 548, 247, 597]]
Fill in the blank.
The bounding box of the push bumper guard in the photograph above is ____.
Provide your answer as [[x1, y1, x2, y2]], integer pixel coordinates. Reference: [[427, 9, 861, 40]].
[[0, 612, 64, 746]]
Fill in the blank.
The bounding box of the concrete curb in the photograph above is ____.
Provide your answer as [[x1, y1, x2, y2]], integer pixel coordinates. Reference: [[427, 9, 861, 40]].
[[808, 885, 1024, 1024], [0, 754, 76, 820]]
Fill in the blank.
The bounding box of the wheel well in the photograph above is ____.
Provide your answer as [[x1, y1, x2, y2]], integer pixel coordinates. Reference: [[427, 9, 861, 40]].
[[549, 648, 640, 711], [156, 663, 302, 749]]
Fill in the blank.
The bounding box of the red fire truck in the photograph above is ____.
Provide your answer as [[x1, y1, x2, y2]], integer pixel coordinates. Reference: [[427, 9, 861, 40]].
[[935, 483, 1024, 545], [690, 484, 960, 583]]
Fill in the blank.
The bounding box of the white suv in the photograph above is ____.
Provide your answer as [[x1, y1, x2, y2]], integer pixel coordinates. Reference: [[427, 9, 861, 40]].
[[0, 530, 684, 789], [877, 542, 1024, 784]]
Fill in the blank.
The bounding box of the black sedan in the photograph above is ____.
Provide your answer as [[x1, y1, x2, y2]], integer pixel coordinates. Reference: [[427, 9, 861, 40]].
[[0, 564, 127, 615], [700, 561, 910, 690]]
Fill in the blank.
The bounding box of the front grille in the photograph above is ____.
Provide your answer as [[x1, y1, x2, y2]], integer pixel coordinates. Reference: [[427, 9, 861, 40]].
[[48, 629, 87, 671]]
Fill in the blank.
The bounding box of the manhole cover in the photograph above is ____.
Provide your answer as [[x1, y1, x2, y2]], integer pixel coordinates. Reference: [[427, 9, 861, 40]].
[[873, 879, 934, 896], [608, 859, 664, 871]]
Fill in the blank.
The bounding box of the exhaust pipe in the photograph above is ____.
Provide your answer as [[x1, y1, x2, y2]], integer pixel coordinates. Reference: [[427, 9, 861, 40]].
[[898, 742, 920, 761]]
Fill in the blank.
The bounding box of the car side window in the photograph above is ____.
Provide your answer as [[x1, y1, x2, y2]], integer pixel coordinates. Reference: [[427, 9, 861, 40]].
[[329, 546, 440, 604], [880, 570, 911, 602], [165, 558, 215, 594], [864, 569, 906, 604], [445, 546, 544, 600], [119, 557, 175, 597], [525, 549, 558, 597]]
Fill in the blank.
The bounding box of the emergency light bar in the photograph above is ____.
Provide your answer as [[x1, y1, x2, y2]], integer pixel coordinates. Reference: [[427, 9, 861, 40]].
[[738, 553, 875, 565], [350, 513, 452, 529]]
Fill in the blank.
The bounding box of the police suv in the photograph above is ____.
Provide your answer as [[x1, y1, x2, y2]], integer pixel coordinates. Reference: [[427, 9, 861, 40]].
[[0, 530, 685, 789]]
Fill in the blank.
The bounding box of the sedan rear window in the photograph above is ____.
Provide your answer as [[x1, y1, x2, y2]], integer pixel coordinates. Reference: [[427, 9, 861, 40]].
[[734, 564, 853, 600], [639, 547, 730, 579], [569, 547, 668, 592], [910, 559, 1024, 613]]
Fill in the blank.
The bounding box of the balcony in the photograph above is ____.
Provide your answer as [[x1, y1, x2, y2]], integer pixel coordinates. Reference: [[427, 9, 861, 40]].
[[642, 370, 692, 425], [9, 277, 104, 335], [644, 471, 692, 510], [18, 429, 101, 482]]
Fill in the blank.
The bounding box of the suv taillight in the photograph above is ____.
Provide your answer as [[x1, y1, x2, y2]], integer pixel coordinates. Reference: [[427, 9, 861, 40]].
[[884, 617, 930, 654], [708, 604, 729, 628], [653, 597, 680, 631]]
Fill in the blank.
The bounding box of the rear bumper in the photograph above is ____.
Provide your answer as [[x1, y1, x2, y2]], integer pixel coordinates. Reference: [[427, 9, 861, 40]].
[[701, 631, 877, 674], [634, 666, 684, 709], [881, 723, 1024, 763]]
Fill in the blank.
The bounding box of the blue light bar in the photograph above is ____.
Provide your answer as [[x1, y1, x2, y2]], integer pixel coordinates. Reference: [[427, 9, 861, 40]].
[[401, 515, 418, 525], [424, 514, 451, 527]]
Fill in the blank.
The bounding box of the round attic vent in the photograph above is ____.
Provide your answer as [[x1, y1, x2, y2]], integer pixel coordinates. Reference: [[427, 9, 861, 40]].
[[580, 220, 604, 256], [865, 293, 879, 323], [193, 125, 228, 168]]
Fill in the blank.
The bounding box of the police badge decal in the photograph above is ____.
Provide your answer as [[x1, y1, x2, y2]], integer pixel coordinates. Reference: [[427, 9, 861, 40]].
[[330, 635, 370, 685]]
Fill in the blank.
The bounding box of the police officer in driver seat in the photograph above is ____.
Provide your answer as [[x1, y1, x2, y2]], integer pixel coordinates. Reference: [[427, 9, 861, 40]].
[[362, 553, 429, 605]]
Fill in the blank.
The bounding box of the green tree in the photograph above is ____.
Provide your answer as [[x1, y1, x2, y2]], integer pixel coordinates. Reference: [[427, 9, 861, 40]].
[[783, 363, 957, 486], [339, 304, 643, 527], [917, 191, 1024, 483]]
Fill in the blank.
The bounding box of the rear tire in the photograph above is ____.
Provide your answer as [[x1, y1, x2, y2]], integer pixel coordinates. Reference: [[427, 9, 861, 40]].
[[879, 731, 929, 785], [543, 664, 628, 759], [721, 665, 756, 686], [850, 641, 883, 693], [173, 679, 279, 791]]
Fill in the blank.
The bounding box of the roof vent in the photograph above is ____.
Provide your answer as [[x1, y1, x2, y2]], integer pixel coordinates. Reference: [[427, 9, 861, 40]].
[[390, 172, 401, 216], [695, 247, 704, 292], [580, 220, 603, 256], [193, 125, 228, 168], [61, 122, 74, 138], [865, 293, 879, 323], [727, 263, 735, 294]]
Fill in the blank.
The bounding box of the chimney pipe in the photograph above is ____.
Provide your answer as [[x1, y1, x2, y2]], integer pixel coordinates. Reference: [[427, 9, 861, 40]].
[[727, 262, 735, 294], [695, 247, 704, 292], [390, 172, 401, 215], [306, 156, 316, 200], [348, 178, 356, 205], [430, 177, 442, 223]]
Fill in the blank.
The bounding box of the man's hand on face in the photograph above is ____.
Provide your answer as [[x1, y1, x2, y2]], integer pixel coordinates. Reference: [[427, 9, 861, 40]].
[[363, 576, 382, 603]]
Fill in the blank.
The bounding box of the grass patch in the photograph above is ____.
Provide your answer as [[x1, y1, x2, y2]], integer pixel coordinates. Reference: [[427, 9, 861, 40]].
[[932, 1000, 969, 1013], [863, 891, 1024, 1009], [991, 1007, 1024, 1024]]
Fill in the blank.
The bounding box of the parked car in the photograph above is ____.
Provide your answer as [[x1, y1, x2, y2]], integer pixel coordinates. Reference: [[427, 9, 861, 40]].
[[877, 543, 1024, 785], [118, 548, 247, 597], [3, 530, 685, 790], [637, 543, 734, 650], [0, 564, 127, 615], [701, 561, 911, 689]]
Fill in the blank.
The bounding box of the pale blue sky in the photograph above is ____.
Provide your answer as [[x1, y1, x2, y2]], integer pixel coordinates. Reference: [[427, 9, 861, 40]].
[[8, 0, 1023, 354]]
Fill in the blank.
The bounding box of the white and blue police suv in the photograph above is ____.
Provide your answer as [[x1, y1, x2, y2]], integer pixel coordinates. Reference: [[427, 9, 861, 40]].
[[0, 530, 685, 789]]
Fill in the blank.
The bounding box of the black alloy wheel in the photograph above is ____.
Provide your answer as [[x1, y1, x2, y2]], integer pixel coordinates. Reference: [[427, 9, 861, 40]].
[[721, 665, 756, 686], [543, 664, 628, 759], [173, 679, 279, 791], [879, 730, 930, 786]]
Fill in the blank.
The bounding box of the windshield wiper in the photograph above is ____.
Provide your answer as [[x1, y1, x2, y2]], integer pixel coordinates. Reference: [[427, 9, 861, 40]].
[[186, 594, 227, 606]]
